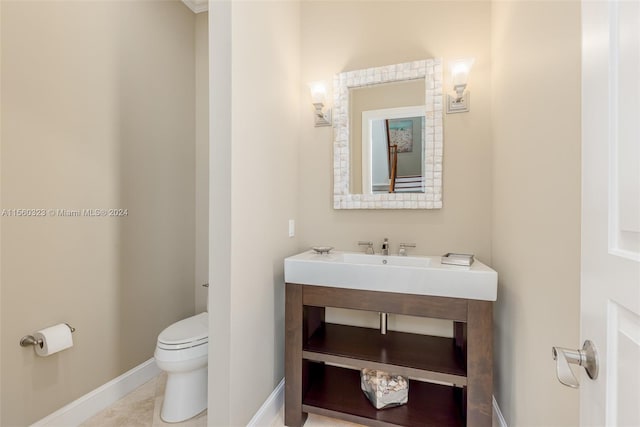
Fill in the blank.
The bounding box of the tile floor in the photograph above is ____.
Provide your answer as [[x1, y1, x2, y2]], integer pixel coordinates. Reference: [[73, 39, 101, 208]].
[[81, 373, 360, 427], [269, 408, 363, 427], [81, 374, 206, 427]]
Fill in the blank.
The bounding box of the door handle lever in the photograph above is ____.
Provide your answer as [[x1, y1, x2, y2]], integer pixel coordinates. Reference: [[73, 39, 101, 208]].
[[552, 340, 599, 388]]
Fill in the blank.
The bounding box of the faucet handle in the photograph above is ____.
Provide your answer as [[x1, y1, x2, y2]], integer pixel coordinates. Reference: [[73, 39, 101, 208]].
[[358, 241, 374, 254], [398, 243, 416, 256]]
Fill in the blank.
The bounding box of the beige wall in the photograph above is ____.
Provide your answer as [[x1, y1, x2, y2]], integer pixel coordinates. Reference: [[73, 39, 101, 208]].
[[208, 1, 301, 424], [208, 0, 232, 422], [491, 1, 581, 425], [0, 1, 3, 423], [0, 2, 584, 426], [299, 1, 493, 333], [300, 3, 582, 424], [300, 0, 492, 260], [195, 12, 209, 313], [0, 1, 196, 425]]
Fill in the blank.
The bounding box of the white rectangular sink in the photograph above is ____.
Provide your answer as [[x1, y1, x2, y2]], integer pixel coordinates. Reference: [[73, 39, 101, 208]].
[[284, 250, 497, 301]]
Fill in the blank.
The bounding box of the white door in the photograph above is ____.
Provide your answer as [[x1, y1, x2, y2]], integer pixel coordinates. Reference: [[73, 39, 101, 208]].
[[581, 0, 640, 425]]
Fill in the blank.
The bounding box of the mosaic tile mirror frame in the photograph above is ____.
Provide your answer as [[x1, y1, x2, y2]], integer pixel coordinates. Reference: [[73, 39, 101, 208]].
[[332, 59, 443, 210]]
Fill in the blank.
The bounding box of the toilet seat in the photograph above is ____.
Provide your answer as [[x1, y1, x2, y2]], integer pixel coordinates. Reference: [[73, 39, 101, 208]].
[[157, 312, 208, 350]]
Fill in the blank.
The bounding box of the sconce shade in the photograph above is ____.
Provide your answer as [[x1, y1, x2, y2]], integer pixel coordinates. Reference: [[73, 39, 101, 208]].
[[309, 82, 327, 105], [450, 58, 475, 87]]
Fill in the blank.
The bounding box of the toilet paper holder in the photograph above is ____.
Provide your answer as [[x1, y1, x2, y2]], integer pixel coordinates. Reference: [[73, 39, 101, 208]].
[[20, 323, 76, 348]]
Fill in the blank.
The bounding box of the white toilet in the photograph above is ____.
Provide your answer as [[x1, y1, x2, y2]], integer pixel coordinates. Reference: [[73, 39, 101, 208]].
[[154, 311, 208, 423]]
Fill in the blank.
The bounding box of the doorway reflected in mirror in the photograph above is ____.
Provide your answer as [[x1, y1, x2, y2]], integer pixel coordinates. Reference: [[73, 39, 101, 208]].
[[362, 106, 426, 194]]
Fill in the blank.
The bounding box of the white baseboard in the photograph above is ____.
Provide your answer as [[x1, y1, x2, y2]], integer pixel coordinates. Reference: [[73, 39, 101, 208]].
[[493, 395, 508, 427], [31, 358, 161, 427], [247, 378, 284, 427]]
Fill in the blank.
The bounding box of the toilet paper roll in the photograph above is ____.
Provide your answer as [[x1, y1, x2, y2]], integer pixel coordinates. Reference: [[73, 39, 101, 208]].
[[34, 324, 73, 357]]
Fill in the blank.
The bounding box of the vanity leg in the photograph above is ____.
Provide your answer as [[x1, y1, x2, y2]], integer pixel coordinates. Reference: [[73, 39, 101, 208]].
[[466, 301, 493, 427], [454, 321, 466, 356], [285, 283, 308, 427]]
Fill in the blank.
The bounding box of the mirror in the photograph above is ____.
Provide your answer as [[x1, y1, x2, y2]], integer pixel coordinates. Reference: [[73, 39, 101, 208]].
[[333, 59, 443, 209]]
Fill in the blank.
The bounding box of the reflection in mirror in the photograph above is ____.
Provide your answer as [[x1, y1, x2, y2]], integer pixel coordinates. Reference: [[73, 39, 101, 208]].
[[362, 106, 425, 194], [333, 59, 443, 209], [350, 80, 425, 193]]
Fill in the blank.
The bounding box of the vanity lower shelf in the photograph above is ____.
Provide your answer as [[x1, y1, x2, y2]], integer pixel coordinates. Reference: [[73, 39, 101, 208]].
[[304, 323, 466, 385], [303, 364, 465, 427], [285, 283, 493, 427]]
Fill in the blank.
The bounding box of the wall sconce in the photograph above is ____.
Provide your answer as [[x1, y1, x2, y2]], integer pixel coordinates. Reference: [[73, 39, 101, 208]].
[[309, 81, 332, 127], [447, 58, 474, 114]]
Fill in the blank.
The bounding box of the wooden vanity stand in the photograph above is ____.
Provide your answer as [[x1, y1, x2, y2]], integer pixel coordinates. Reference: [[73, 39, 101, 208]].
[[284, 283, 493, 427]]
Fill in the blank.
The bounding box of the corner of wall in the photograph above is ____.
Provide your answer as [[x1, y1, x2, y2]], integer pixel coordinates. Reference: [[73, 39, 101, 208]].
[[208, 0, 232, 424], [0, 0, 4, 422], [1, 2, 197, 424], [194, 11, 209, 313], [226, 1, 302, 423], [489, 1, 581, 425]]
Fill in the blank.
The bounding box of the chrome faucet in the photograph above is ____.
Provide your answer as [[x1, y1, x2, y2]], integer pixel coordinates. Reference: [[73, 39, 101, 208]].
[[381, 238, 389, 256]]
